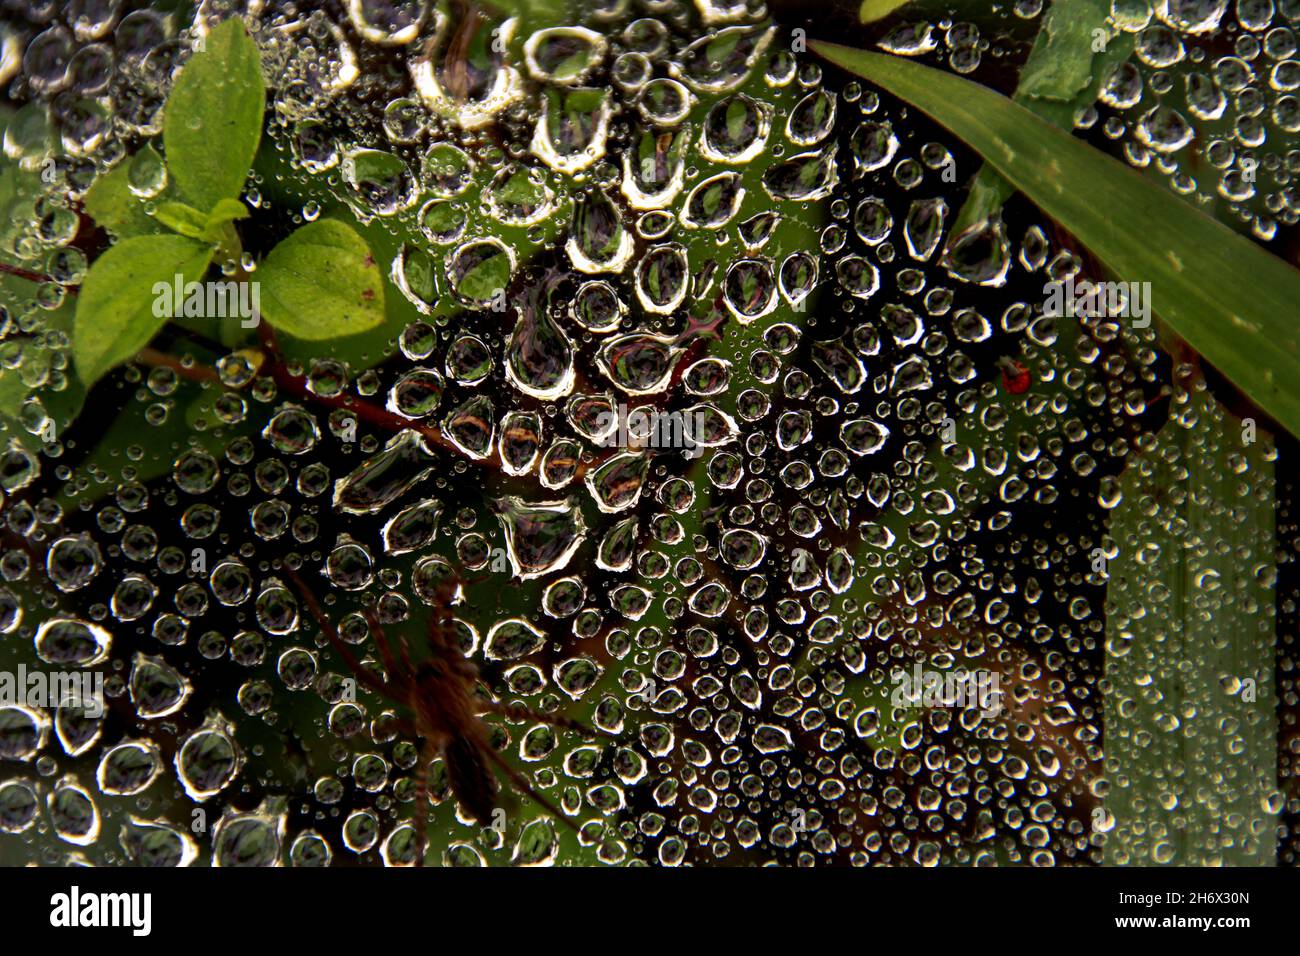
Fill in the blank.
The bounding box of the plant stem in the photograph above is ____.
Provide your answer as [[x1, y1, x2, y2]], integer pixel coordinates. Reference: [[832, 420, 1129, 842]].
[[138, 348, 222, 384], [265, 358, 498, 468], [134, 320, 628, 480], [0, 261, 79, 292], [136, 336, 504, 471]]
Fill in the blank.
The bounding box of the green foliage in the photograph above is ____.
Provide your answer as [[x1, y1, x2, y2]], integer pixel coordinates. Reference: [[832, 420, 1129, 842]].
[[154, 201, 215, 239], [81, 162, 165, 239], [208, 197, 252, 227], [1011, 0, 1126, 109], [952, 0, 1135, 232], [73, 17, 383, 383], [163, 18, 266, 213], [811, 41, 1300, 441], [817, 32, 1285, 865], [72, 235, 215, 386], [155, 198, 249, 241], [257, 219, 386, 340]]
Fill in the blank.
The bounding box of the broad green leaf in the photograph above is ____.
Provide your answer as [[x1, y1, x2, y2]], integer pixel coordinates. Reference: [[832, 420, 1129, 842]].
[[73, 234, 214, 385], [82, 160, 164, 239], [155, 201, 211, 239], [126, 143, 168, 200], [1105, 388, 1277, 864], [153, 198, 246, 242], [1016, 1, 1119, 105], [163, 18, 265, 212], [811, 41, 1300, 440], [203, 198, 250, 259], [257, 219, 385, 340], [953, 0, 1135, 233]]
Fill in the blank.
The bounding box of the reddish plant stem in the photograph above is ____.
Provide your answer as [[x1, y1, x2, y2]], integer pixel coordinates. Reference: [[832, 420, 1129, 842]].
[[138, 348, 222, 385], [254, 322, 499, 464], [266, 358, 501, 469], [248, 319, 486, 463], [137, 332, 502, 471], [137, 327, 623, 480], [0, 261, 79, 292]]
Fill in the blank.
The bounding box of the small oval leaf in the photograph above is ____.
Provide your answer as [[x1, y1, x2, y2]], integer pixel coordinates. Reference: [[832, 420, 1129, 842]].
[[163, 19, 266, 212], [82, 162, 163, 239], [257, 219, 385, 340], [73, 235, 214, 386], [155, 202, 211, 239]]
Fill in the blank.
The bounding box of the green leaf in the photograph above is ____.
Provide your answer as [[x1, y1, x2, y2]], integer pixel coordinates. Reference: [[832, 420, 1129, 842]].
[[859, 0, 915, 21], [163, 18, 266, 212], [1104, 388, 1277, 864], [1017, 1, 1117, 104], [155, 201, 212, 239], [206, 197, 250, 228], [811, 41, 1300, 440], [257, 219, 385, 340], [73, 234, 214, 385], [153, 197, 247, 242], [952, 0, 1135, 232], [82, 161, 164, 239]]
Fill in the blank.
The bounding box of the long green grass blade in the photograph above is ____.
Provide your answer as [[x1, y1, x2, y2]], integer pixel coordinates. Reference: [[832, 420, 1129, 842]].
[[1103, 388, 1278, 865], [952, 0, 1135, 233], [810, 41, 1300, 440]]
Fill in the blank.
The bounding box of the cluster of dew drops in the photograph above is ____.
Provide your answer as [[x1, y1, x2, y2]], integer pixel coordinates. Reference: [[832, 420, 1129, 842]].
[[0, 0, 1297, 867]]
